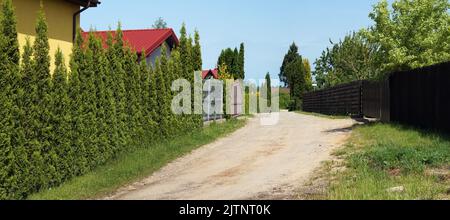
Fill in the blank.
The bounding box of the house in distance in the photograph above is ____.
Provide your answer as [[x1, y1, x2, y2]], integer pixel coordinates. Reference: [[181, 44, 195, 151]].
[[83, 28, 179, 65]]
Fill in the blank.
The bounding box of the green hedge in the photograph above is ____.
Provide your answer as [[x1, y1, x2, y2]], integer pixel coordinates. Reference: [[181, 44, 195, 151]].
[[0, 1, 203, 199]]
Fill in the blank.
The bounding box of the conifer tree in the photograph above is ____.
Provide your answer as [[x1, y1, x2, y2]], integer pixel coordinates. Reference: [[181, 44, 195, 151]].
[[0, 1, 13, 199], [0, 1, 24, 189], [138, 54, 153, 134], [0, 0, 19, 64], [179, 24, 192, 82], [238, 43, 245, 79], [31, 9, 54, 190], [88, 35, 109, 164], [169, 50, 186, 132], [159, 46, 174, 136], [147, 61, 159, 139], [232, 48, 239, 78], [217, 46, 241, 79], [104, 31, 122, 154], [81, 33, 100, 169], [124, 47, 143, 138], [68, 29, 87, 174], [192, 30, 202, 71], [15, 39, 34, 198], [111, 24, 130, 148], [279, 42, 299, 87], [154, 58, 170, 137], [191, 31, 204, 128], [0, 7, 25, 197], [264, 73, 272, 107], [0, 35, 15, 197], [179, 25, 199, 127], [188, 36, 199, 127], [302, 58, 313, 92], [51, 48, 72, 181], [102, 34, 120, 157]]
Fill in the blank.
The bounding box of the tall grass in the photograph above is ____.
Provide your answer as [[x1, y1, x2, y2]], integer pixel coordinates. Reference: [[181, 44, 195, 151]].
[[328, 123, 450, 200]]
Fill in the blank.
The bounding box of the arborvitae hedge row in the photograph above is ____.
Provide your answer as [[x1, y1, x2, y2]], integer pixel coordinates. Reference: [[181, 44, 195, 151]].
[[0, 3, 203, 199]]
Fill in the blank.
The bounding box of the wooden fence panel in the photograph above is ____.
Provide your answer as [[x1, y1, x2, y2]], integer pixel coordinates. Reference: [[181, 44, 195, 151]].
[[389, 61, 450, 133], [303, 81, 363, 116], [362, 81, 382, 118]]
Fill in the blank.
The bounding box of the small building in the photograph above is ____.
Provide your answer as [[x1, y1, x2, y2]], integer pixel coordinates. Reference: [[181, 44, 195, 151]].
[[202, 68, 243, 120], [10, 0, 100, 68], [201, 68, 219, 80], [83, 28, 179, 65]]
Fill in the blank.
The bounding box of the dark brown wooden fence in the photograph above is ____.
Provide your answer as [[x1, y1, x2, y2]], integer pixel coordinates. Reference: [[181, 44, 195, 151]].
[[303, 81, 363, 116], [389, 62, 450, 132], [303, 61, 450, 133], [361, 81, 381, 118]]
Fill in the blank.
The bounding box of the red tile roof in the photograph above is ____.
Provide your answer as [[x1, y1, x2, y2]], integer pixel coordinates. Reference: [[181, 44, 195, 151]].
[[82, 28, 179, 58], [202, 69, 219, 79]]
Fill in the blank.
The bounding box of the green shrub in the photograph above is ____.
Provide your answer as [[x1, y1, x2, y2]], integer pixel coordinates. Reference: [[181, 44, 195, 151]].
[[279, 92, 291, 110]]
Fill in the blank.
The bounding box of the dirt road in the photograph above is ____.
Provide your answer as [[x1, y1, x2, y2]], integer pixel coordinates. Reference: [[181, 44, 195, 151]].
[[106, 111, 355, 200]]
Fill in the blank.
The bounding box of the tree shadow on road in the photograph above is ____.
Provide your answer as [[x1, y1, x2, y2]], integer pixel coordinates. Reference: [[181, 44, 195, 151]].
[[324, 117, 378, 134]]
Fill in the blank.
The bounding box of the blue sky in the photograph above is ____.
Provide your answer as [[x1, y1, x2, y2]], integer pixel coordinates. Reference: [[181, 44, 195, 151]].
[[81, 0, 381, 81]]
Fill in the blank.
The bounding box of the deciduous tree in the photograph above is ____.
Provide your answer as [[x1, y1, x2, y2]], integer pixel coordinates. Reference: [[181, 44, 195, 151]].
[[364, 0, 450, 73]]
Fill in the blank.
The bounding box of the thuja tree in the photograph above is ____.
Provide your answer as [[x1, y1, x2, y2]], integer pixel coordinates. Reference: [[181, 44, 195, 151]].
[[124, 47, 143, 139], [148, 61, 160, 137], [154, 57, 170, 137], [178, 26, 204, 129], [88, 34, 110, 164], [15, 39, 34, 199], [0, 33, 16, 199], [138, 54, 157, 139], [104, 31, 125, 154], [80, 33, 100, 170], [31, 10, 55, 190], [191, 31, 203, 128], [111, 25, 130, 148], [0, 0, 24, 199], [170, 50, 187, 133], [0, 0, 19, 64], [162, 45, 177, 137], [179, 24, 192, 82], [68, 29, 88, 174], [178, 24, 196, 128], [102, 34, 120, 157], [192, 30, 202, 71], [50, 48, 73, 182]]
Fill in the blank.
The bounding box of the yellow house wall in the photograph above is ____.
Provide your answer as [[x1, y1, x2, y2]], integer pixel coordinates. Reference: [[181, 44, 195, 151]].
[[18, 33, 73, 70], [7, 0, 81, 71]]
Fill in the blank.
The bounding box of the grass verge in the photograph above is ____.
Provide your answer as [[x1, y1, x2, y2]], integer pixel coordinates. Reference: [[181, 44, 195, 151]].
[[314, 123, 450, 200], [29, 119, 247, 200], [295, 111, 349, 119]]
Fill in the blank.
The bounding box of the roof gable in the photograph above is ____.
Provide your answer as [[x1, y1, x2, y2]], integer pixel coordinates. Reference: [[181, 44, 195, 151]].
[[202, 69, 219, 79], [82, 28, 179, 57]]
